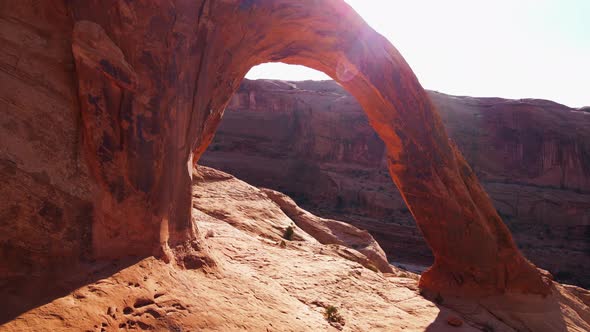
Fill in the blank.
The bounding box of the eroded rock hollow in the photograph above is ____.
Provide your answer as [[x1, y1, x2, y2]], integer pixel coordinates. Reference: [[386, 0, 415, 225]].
[[66, 0, 551, 296]]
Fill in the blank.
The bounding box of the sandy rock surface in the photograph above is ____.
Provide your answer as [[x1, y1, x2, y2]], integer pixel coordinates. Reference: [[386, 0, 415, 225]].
[[3, 167, 587, 331]]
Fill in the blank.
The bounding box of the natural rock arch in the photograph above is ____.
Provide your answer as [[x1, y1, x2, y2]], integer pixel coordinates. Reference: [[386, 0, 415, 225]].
[[70, 0, 549, 296]]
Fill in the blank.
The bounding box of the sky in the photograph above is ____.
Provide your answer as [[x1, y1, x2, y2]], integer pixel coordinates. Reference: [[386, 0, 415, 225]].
[[246, 0, 590, 108]]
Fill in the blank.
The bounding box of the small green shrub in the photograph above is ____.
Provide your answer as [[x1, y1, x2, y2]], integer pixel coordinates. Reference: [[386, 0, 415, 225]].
[[324, 305, 344, 325], [283, 225, 294, 241]]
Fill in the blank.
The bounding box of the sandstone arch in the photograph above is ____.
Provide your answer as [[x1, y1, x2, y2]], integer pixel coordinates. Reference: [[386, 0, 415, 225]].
[[70, 0, 550, 296]]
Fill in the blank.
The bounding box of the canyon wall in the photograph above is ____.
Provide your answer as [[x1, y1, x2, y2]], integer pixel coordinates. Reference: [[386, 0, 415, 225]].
[[201, 79, 590, 287], [0, 1, 95, 280]]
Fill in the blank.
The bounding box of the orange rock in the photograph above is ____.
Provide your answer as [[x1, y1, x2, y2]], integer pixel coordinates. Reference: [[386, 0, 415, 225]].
[[1, 168, 587, 331], [262, 188, 394, 273], [1, 0, 549, 304]]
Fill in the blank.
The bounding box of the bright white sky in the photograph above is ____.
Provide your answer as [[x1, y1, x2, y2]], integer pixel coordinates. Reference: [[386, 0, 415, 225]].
[[246, 0, 590, 108]]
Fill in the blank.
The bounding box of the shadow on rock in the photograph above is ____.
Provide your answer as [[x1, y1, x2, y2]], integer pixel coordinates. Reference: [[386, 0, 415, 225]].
[[0, 257, 143, 325]]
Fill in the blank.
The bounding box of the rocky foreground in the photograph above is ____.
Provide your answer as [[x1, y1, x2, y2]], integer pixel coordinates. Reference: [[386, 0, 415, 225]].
[[2, 166, 589, 331], [201, 79, 590, 287]]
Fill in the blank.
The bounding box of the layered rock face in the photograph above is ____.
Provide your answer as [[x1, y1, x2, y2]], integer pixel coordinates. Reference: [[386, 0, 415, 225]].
[[1, 0, 550, 310], [201, 79, 590, 287], [0, 0, 95, 281]]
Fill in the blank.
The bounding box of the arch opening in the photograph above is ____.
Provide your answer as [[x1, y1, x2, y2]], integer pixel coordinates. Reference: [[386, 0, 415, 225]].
[[199, 72, 428, 270], [246, 63, 331, 81]]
